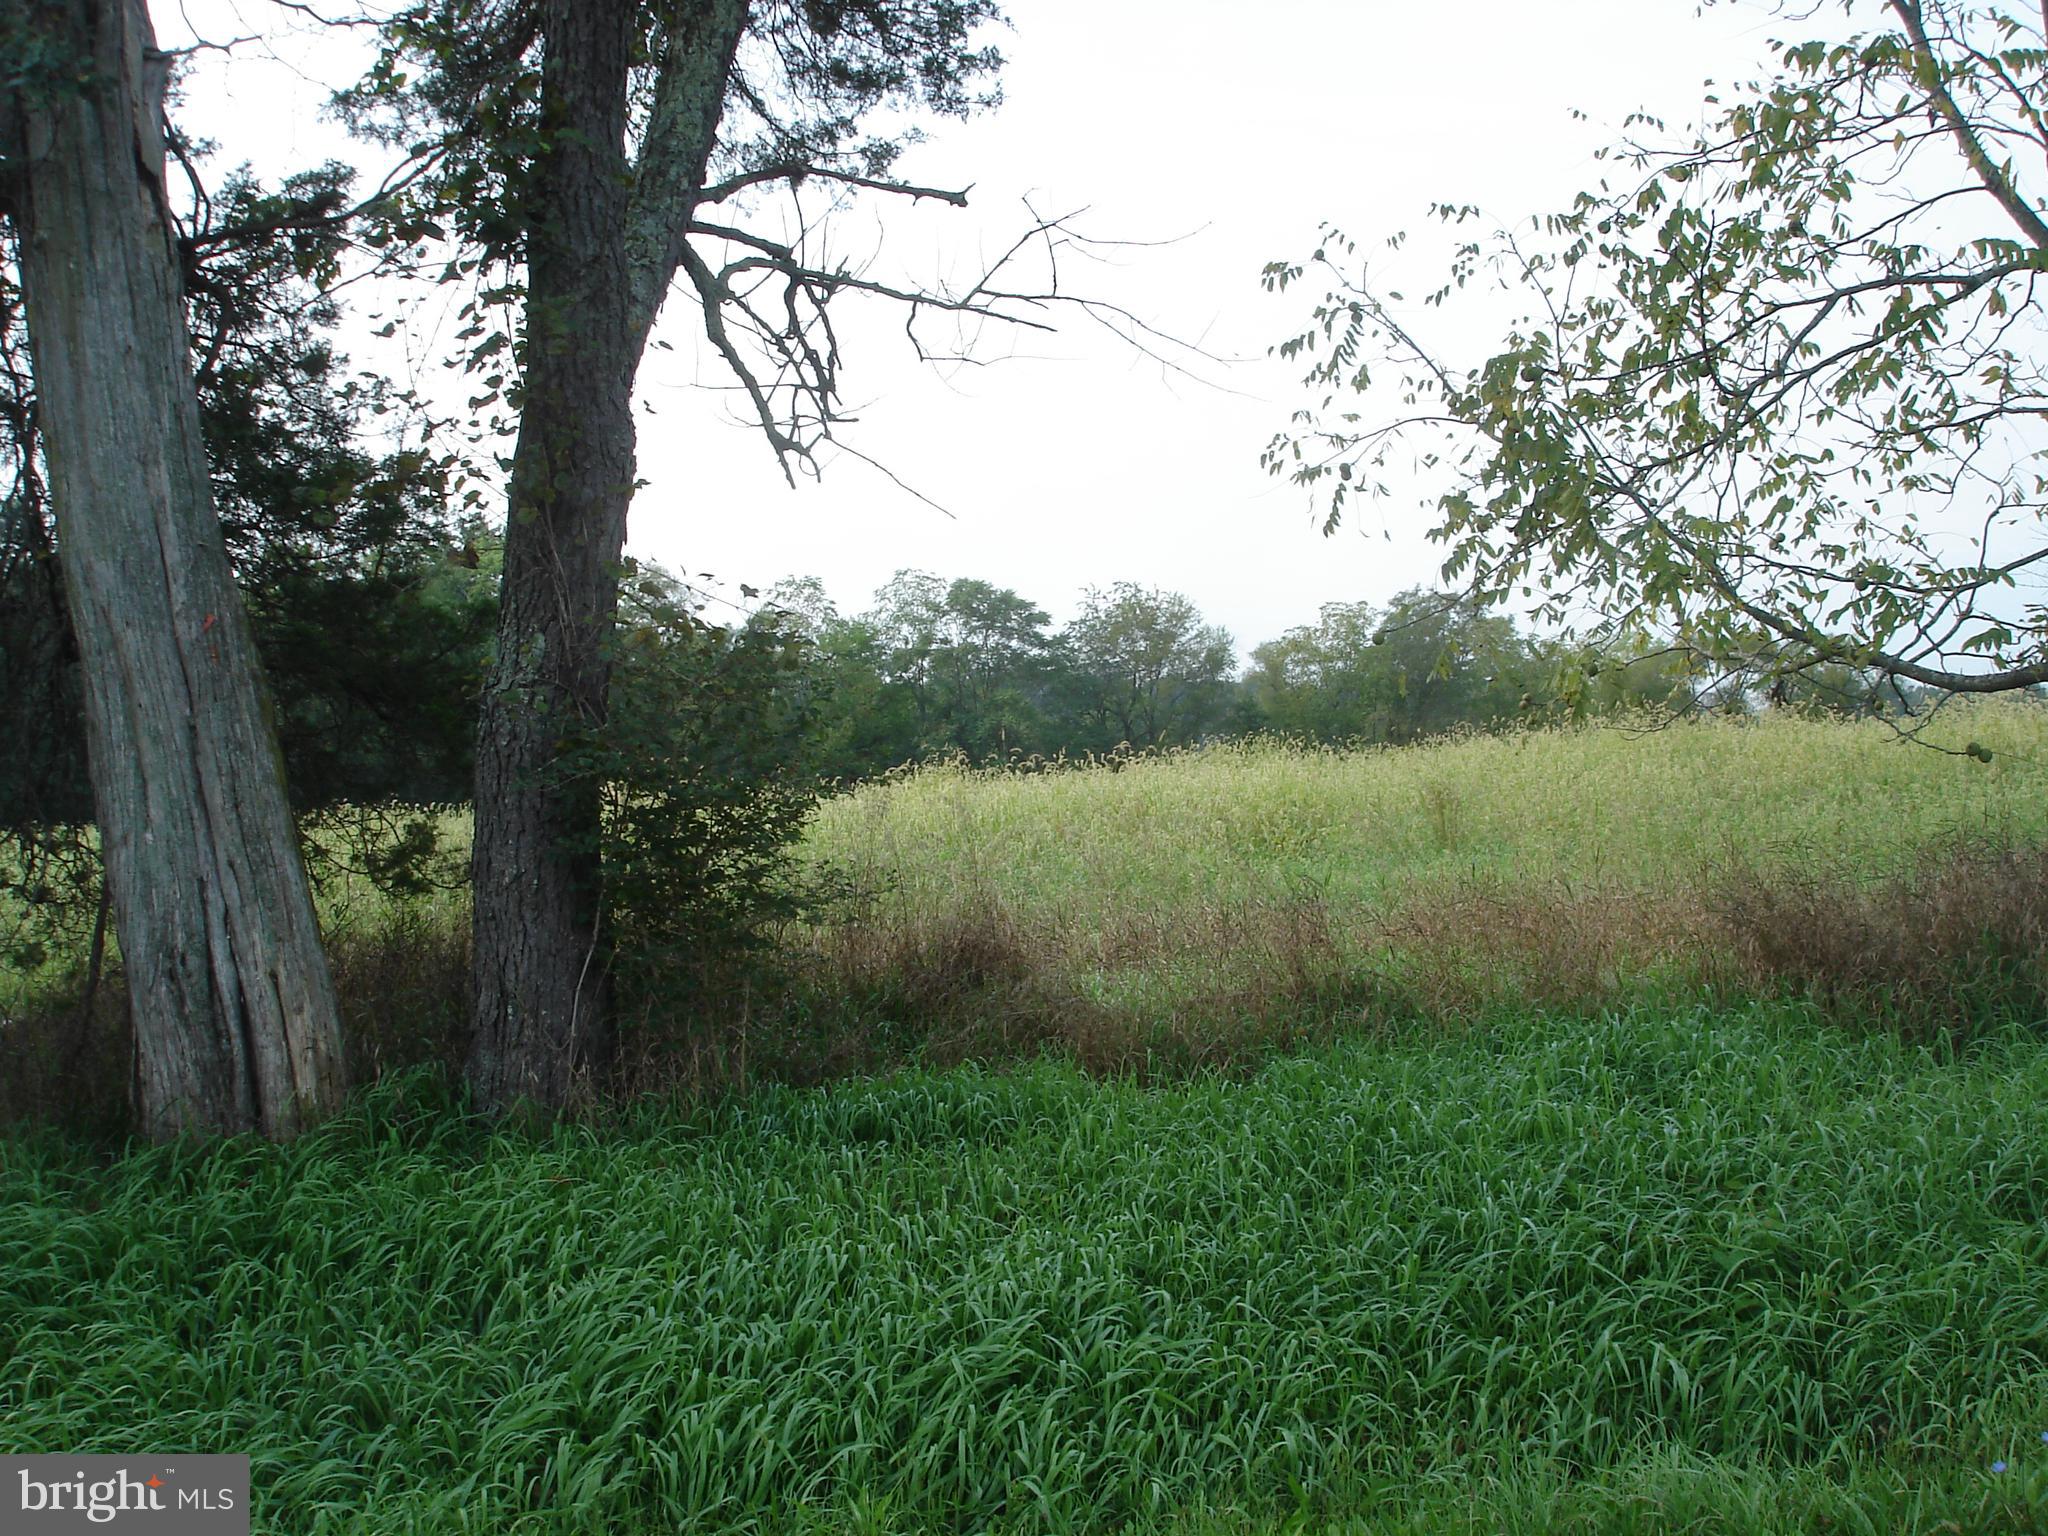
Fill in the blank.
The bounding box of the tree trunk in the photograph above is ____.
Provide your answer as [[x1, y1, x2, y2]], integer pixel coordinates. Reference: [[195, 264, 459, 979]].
[[466, 0, 641, 1114], [466, 0, 747, 1115], [5, 0, 345, 1139]]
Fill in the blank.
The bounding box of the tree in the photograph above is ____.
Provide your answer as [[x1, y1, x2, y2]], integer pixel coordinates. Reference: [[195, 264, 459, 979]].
[[357, 1, 1093, 1110], [862, 567, 953, 748], [1, 0, 344, 1137], [1246, 589, 1540, 744], [1267, 0, 2048, 703], [859, 570, 1059, 759], [926, 578, 1059, 757], [1244, 600, 1383, 743], [2, 132, 494, 1048], [760, 576, 922, 780], [1060, 582, 1234, 748]]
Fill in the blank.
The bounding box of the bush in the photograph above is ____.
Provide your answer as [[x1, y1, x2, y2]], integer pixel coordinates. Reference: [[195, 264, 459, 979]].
[[585, 570, 838, 1083]]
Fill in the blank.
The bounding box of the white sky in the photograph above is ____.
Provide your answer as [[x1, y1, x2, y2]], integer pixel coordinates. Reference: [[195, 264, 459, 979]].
[[160, 0, 1781, 654]]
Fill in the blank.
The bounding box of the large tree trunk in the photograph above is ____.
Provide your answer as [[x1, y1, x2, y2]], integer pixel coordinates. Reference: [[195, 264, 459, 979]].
[[466, 0, 641, 1114], [466, 0, 747, 1115], [4, 0, 345, 1139]]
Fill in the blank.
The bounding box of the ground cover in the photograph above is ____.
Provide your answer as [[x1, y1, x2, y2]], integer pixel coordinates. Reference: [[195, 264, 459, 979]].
[[4, 1004, 2045, 1531]]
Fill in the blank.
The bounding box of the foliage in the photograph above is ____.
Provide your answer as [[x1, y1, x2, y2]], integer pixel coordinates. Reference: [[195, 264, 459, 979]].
[[190, 166, 498, 811], [1246, 587, 1545, 744], [0, 164, 495, 824], [584, 564, 831, 1024], [348, 0, 1005, 255], [1059, 581, 1235, 749], [1267, 0, 2048, 699], [5, 1009, 2047, 1530], [757, 567, 1944, 779], [846, 568, 1061, 760]]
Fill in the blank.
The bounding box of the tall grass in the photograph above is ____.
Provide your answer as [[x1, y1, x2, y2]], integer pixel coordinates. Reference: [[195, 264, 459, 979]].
[[807, 704, 2048, 910], [779, 703, 2048, 1069], [11, 705, 2048, 1117], [5, 1004, 2047, 1532]]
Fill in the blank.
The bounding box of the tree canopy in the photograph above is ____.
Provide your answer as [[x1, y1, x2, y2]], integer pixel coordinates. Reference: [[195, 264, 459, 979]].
[[1267, 0, 2048, 702]]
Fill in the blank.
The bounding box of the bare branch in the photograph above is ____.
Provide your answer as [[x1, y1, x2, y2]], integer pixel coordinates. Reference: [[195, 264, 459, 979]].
[[679, 240, 804, 485], [699, 160, 971, 208]]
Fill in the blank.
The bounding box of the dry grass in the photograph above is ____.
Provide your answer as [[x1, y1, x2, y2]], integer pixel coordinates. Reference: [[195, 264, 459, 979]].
[[1708, 835, 2048, 1038], [1371, 875, 1715, 1017]]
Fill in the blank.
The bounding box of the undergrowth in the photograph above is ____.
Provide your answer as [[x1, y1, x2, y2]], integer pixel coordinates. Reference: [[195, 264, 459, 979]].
[[3, 1006, 2045, 1532]]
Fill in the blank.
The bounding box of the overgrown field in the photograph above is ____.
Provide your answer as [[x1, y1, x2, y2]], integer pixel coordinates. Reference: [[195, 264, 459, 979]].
[[7, 707, 2048, 1530], [12, 705, 2048, 1100], [810, 705, 2048, 909], [5, 1006, 2047, 1533], [784, 703, 2048, 1073]]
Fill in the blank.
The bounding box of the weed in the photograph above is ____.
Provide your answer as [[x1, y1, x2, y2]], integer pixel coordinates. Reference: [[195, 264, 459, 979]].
[[4, 1007, 2047, 1531]]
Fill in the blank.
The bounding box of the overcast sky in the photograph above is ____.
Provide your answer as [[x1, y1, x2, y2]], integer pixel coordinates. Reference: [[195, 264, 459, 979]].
[[161, 0, 1780, 653]]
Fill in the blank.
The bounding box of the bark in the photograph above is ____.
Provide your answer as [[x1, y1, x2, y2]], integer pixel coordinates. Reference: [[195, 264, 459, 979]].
[[466, 0, 748, 1114], [6, 0, 345, 1138]]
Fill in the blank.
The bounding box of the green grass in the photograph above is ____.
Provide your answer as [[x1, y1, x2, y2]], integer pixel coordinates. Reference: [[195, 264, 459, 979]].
[[806, 703, 2048, 913], [6, 1003, 2047, 1532]]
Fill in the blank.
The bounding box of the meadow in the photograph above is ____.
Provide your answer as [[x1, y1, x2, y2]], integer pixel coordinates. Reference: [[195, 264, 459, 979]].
[[5, 705, 2048, 1531], [783, 703, 2048, 1072]]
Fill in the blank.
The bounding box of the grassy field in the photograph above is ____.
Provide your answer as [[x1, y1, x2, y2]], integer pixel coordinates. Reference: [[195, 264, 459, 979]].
[[6, 705, 2048, 1530], [5, 1006, 2047, 1533], [785, 704, 2048, 1069], [807, 704, 2048, 911]]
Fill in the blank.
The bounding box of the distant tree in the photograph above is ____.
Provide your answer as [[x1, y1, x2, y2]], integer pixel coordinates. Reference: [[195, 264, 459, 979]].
[[1060, 582, 1234, 748], [857, 571, 1058, 759], [1248, 589, 1541, 744], [760, 578, 922, 780], [760, 575, 842, 642], [1760, 656, 1928, 717], [863, 568, 953, 746], [1378, 590, 1541, 742], [1267, 0, 2048, 704], [928, 578, 1059, 757], [1246, 600, 1384, 742]]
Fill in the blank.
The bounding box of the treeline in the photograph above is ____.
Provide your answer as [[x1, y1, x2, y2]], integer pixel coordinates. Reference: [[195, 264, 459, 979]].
[[618, 565, 1931, 787], [743, 573, 1568, 779], [3, 519, 1932, 845]]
